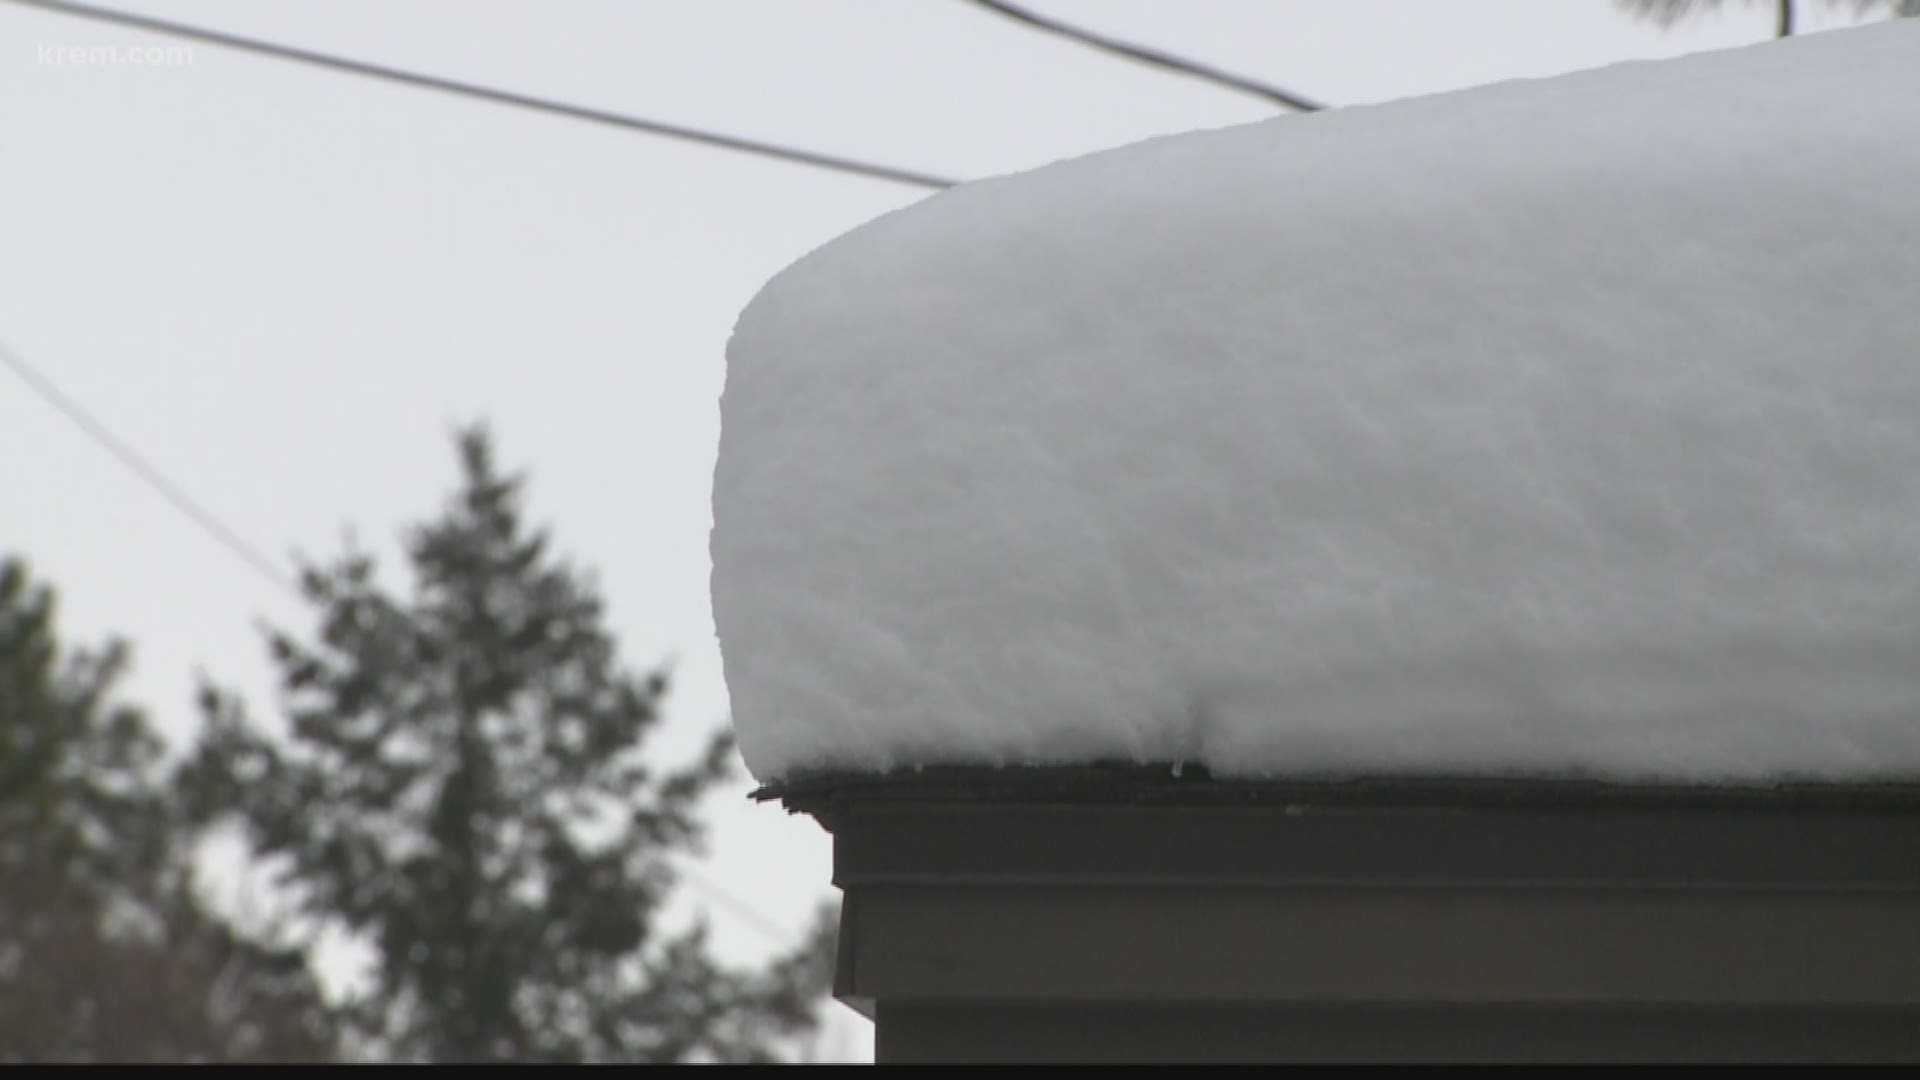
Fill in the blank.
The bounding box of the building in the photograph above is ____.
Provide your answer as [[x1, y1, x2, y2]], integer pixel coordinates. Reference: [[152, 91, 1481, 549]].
[[766, 766, 1920, 1062]]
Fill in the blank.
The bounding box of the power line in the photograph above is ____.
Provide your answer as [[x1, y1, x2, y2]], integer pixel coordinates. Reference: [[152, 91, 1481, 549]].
[[6, 0, 871, 953], [962, 0, 1326, 113], [4, 0, 957, 191], [1, 338, 803, 950], [676, 860, 807, 946], [4, 0, 852, 954], [0, 338, 298, 595]]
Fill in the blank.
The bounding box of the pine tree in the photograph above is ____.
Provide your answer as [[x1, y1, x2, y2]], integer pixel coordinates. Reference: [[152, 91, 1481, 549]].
[[182, 425, 835, 1063], [0, 558, 166, 891], [0, 557, 334, 1062]]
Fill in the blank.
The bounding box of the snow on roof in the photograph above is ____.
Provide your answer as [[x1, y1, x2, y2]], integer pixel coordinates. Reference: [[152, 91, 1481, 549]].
[[712, 24, 1920, 785]]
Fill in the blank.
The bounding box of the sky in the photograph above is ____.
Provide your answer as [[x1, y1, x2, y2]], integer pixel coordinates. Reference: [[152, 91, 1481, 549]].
[[0, 0, 1889, 1061]]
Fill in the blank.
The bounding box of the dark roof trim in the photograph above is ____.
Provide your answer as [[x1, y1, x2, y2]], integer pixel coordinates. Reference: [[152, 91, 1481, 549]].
[[755, 762, 1920, 822]]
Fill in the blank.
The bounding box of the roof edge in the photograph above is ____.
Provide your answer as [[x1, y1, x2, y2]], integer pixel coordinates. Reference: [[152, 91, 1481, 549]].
[[754, 762, 1920, 819]]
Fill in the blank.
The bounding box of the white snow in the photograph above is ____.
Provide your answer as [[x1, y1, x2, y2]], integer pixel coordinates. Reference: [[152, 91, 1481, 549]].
[[712, 24, 1920, 785]]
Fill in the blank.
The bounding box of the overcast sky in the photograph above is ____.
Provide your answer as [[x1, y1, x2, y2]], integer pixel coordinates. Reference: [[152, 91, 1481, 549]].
[[0, 0, 1884, 1060]]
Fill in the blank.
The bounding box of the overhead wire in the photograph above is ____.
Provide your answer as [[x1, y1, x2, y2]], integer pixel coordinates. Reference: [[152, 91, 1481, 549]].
[[5, 0, 957, 190], [0, 339, 806, 949], [962, 0, 1326, 113], [2, 0, 1332, 957]]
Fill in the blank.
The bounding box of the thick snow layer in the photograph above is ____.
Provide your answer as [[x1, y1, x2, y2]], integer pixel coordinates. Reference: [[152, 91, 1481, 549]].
[[713, 24, 1920, 785]]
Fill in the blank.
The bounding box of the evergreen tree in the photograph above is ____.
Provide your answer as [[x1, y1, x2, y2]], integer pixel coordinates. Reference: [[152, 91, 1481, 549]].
[[0, 558, 166, 891], [183, 425, 835, 1063], [0, 557, 334, 1062]]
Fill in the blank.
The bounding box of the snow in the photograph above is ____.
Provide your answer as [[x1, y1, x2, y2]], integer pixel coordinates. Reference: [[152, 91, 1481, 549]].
[[711, 24, 1920, 786]]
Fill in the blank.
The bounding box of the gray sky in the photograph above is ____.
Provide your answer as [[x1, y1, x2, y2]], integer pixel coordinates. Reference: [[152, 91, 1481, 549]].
[[0, 0, 1882, 1060]]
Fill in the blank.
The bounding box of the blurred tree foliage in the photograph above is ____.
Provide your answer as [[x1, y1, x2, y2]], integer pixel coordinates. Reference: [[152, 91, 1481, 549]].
[[0, 558, 333, 1062], [1617, 0, 1920, 36], [181, 425, 835, 1063]]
